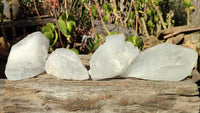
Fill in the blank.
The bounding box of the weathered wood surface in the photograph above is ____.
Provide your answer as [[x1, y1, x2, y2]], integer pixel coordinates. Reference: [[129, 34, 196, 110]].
[[78, 54, 92, 67], [1, 16, 55, 28], [1, 74, 199, 113], [0, 79, 5, 112]]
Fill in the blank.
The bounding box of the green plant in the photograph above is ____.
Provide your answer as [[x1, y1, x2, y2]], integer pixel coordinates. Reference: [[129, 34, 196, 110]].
[[127, 35, 144, 50], [70, 48, 79, 54], [58, 13, 77, 45], [41, 23, 58, 50], [86, 38, 103, 53], [183, 0, 195, 25]]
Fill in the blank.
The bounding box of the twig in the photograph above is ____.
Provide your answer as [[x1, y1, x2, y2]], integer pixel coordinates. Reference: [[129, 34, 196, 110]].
[[84, 3, 90, 11], [33, 0, 44, 27], [124, 0, 133, 27], [151, 0, 166, 30], [140, 17, 149, 38], [133, 0, 138, 45], [52, 6, 64, 48], [168, 11, 174, 43], [94, 0, 105, 36], [89, 0, 98, 41], [164, 27, 200, 39]]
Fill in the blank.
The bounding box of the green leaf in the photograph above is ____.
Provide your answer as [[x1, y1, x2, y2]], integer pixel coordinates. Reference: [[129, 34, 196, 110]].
[[46, 23, 55, 31], [70, 48, 79, 54], [68, 15, 77, 22], [44, 32, 54, 42], [51, 30, 58, 47], [129, 11, 134, 19], [58, 17, 68, 37], [41, 26, 51, 33], [147, 20, 154, 28], [67, 21, 76, 34], [127, 35, 143, 50], [103, 4, 108, 10], [147, 9, 152, 16], [183, 0, 192, 8], [189, 6, 195, 10], [92, 5, 98, 17], [154, 15, 159, 23]]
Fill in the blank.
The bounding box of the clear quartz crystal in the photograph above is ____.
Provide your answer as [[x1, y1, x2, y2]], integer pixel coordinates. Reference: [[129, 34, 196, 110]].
[[45, 48, 89, 80], [121, 43, 198, 81], [89, 34, 140, 80], [5, 31, 49, 81]]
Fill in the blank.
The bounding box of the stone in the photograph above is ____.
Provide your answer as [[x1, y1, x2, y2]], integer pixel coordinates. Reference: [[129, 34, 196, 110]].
[[89, 34, 140, 80], [2, 0, 23, 20], [5, 31, 49, 81], [121, 43, 198, 81], [45, 48, 89, 80]]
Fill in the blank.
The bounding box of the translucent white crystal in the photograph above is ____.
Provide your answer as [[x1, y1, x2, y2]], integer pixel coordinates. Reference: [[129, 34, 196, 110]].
[[5, 31, 49, 81], [45, 48, 89, 80], [121, 43, 198, 81], [89, 34, 140, 80]]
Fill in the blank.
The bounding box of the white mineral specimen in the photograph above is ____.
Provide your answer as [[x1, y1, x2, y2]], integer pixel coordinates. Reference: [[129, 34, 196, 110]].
[[5, 31, 49, 81], [89, 34, 140, 80], [45, 48, 89, 80], [121, 43, 198, 81]]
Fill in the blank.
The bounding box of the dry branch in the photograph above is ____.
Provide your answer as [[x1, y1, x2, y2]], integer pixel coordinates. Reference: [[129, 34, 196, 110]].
[[164, 27, 200, 39]]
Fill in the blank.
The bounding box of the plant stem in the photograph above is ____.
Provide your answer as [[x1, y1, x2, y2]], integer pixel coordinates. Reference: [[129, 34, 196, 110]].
[[89, 0, 98, 41], [94, 0, 111, 35], [33, 0, 44, 27], [187, 8, 190, 26], [151, 0, 166, 30], [139, 17, 149, 38], [94, 0, 105, 36], [124, 0, 133, 27], [53, 6, 64, 48], [133, 0, 138, 45]]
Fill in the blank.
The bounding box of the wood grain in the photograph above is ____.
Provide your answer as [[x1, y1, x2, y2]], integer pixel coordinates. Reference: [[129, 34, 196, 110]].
[[1, 74, 199, 113], [0, 79, 5, 112]]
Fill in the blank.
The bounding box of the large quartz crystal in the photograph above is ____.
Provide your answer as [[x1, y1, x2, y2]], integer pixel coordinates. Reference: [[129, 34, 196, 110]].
[[45, 48, 89, 80], [121, 43, 198, 81], [5, 31, 49, 81], [89, 34, 140, 80]]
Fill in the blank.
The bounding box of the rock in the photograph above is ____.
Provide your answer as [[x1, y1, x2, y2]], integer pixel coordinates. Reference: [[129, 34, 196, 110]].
[[45, 48, 89, 80], [5, 31, 49, 81], [93, 20, 136, 38], [142, 35, 163, 50], [121, 43, 198, 81], [2, 0, 23, 20], [191, 0, 200, 26], [0, 36, 10, 57], [166, 33, 184, 44], [89, 34, 140, 80]]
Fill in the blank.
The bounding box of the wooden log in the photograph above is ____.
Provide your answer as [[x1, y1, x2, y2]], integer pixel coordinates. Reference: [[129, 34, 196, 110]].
[[78, 54, 92, 67], [0, 79, 5, 112], [1, 16, 55, 28], [1, 74, 199, 113]]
